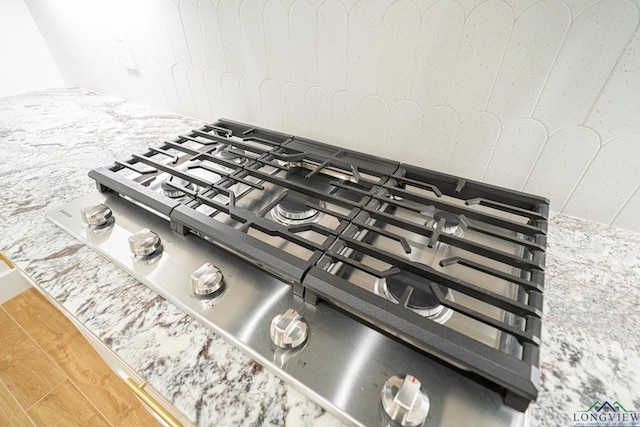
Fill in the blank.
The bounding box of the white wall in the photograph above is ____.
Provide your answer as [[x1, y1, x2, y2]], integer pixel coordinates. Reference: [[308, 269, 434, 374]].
[[24, 0, 640, 231], [0, 0, 63, 97]]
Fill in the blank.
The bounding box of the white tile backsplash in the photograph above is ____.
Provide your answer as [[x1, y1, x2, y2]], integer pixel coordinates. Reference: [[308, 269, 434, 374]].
[[585, 27, 640, 142], [445, 0, 513, 118], [446, 111, 501, 180], [523, 125, 599, 211], [24, 0, 640, 231], [564, 135, 640, 224], [486, 0, 570, 123], [532, 0, 638, 133], [419, 105, 459, 171], [611, 187, 640, 229], [376, 1, 421, 104], [483, 118, 546, 190]]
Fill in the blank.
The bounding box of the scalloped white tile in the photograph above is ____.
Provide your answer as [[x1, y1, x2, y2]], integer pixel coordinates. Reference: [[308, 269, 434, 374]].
[[219, 0, 246, 76], [199, 1, 226, 74], [260, 79, 284, 129], [585, 27, 640, 142], [563, 135, 640, 224], [264, 1, 291, 81], [173, 64, 198, 118], [27, 0, 640, 230], [385, 101, 422, 164], [180, 1, 208, 70], [356, 95, 388, 157], [346, 0, 381, 97], [290, 2, 317, 84], [158, 62, 181, 113], [409, 0, 463, 111], [204, 70, 225, 119], [446, 112, 501, 180], [376, 1, 421, 104], [446, 1, 513, 118], [532, 0, 639, 132], [306, 87, 332, 142], [141, 60, 169, 111], [144, 0, 175, 64], [282, 82, 307, 135], [240, 0, 269, 79], [240, 76, 263, 125], [221, 73, 244, 120], [162, 0, 191, 67], [419, 106, 459, 172], [483, 119, 546, 190], [487, 0, 570, 123], [188, 67, 211, 120], [523, 126, 599, 211], [318, 1, 348, 95], [331, 91, 357, 149], [611, 188, 640, 231]]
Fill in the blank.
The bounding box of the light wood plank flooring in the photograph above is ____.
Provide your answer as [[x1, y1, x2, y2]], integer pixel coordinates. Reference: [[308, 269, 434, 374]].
[[0, 288, 159, 426]]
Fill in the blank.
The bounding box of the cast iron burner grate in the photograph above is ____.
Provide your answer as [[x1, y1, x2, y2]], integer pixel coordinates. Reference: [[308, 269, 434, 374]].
[[88, 118, 548, 412]]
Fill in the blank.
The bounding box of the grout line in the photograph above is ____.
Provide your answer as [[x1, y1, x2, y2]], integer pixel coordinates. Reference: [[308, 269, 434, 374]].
[[0, 360, 37, 426], [65, 380, 117, 427], [582, 24, 640, 130], [480, 122, 503, 181], [406, 10, 424, 101], [26, 380, 65, 413], [557, 148, 599, 212], [483, 3, 515, 112], [442, 8, 465, 106], [1, 301, 67, 412], [519, 125, 549, 191], [609, 183, 639, 226], [528, 5, 572, 118], [443, 115, 462, 173]]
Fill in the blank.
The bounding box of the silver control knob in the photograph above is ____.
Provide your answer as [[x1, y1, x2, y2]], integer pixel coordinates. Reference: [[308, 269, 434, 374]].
[[190, 263, 224, 295], [80, 203, 112, 226], [270, 309, 307, 350], [128, 229, 161, 257], [381, 375, 430, 427]]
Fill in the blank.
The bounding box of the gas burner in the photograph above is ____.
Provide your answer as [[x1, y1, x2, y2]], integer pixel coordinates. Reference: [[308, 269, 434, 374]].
[[216, 144, 246, 165], [161, 177, 195, 198], [427, 211, 464, 238], [375, 270, 453, 323], [272, 193, 325, 225], [69, 119, 548, 418], [276, 159, 303, 169], [269, 167, 334, 225]]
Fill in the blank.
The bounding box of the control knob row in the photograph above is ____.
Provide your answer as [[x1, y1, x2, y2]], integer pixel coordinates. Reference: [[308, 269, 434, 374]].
[[80, 204, 429, 427]]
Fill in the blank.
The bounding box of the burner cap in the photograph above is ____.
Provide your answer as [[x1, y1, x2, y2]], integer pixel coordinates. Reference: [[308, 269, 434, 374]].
[[433, 211, 460, 228], [271, 167, 333, 224], [275, 193, 320, 221], [161, 177, 194, 198], [217, 145, 246, 164], [386, 271, 449, 312]]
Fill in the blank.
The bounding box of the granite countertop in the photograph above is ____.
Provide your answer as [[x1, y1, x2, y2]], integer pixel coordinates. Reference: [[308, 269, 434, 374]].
[[1, 87, 638, 426]]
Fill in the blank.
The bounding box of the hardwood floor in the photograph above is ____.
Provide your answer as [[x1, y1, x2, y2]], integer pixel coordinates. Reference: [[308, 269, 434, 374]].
[[0, 288, 159, 426]]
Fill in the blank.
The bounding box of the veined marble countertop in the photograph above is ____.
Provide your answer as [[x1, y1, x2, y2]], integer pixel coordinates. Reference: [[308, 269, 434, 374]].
[[0, 88, 638, 426]]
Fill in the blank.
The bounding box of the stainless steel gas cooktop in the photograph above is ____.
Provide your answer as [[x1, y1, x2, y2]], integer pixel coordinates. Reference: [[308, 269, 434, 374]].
[[47, 119, 548, 427]]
